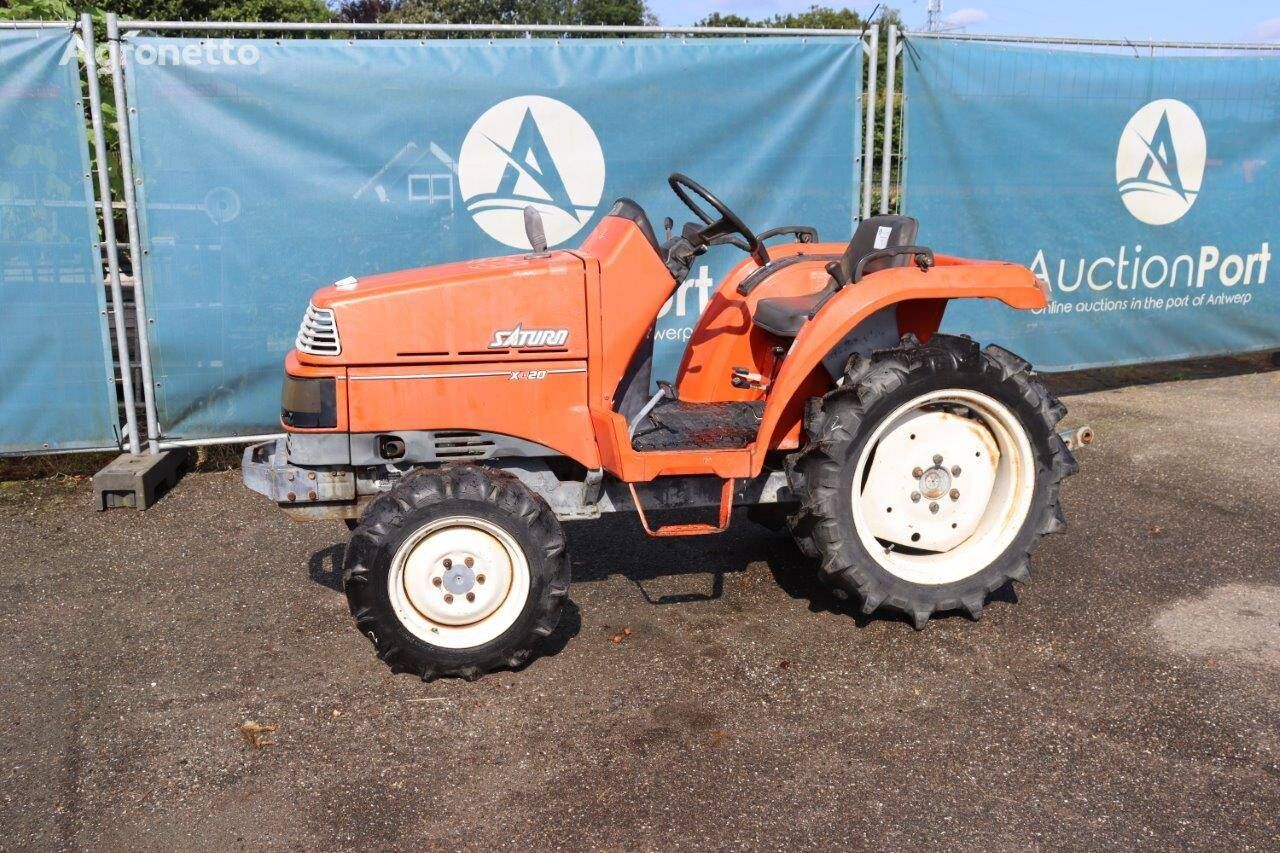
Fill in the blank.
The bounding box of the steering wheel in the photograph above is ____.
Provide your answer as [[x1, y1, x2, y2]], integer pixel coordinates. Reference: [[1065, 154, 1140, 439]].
[[668, 173, 770, 266]]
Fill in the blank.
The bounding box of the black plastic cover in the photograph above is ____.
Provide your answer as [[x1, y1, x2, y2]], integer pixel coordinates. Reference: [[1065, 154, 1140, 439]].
[[607, 197, 661, 253]]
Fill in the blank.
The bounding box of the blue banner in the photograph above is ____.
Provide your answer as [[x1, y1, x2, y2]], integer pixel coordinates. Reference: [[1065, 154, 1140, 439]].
[[0, 27, 118, 453], [124, 36, 862, 440], [902, 39, 1280, 370]]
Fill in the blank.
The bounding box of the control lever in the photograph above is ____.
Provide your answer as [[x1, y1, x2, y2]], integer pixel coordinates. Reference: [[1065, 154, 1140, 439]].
[[826, 259, 850, 289], [731, 366, 769, 391], [629, 381, 676, 439], [768, 345, 786, 386], [663, 216, 674, 242], [804, 260, 853, 320], [523, 206, 548, 254]]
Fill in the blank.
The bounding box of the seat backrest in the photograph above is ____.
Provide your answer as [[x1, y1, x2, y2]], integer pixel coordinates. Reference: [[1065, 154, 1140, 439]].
[[833, 214, 919, 284]]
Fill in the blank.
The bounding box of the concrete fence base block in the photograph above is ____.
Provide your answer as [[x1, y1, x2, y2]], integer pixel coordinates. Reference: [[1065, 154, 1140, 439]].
[[92, 449, 188, 510]]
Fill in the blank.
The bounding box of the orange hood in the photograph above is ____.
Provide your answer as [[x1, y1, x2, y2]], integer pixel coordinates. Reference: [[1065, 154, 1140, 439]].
[[301, 251, 588, 365]]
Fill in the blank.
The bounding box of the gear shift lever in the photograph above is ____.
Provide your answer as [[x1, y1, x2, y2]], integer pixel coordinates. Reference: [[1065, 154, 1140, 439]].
[[523, 206, 548, 254]]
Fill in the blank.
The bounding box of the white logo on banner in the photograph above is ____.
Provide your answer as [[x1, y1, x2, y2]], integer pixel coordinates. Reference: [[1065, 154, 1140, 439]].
[[458, 96, 605, 249], [1115, 99, 1206, 226]]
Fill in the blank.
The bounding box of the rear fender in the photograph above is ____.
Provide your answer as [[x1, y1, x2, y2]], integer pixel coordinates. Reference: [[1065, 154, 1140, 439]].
[[754, 259, 1048, 457]]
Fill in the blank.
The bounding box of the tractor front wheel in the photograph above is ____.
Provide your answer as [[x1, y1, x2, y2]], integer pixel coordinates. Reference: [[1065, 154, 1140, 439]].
[[787, 334, 1077, 628], [343, 465, 569, 680]]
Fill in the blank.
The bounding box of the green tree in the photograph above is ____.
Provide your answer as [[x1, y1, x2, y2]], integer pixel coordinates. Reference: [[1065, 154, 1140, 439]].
[[381, 0, 560, 25], [207, 0, 331, 22], [0, 0, 333, 23], [0, 0, 334, 23], [574, 0, 651, 25], [377, 0, 651, 26], [0, 0, 654, 26], [0, 0, 78, 20], [90, 0, 330, 21], [698, 6, 864, 30]]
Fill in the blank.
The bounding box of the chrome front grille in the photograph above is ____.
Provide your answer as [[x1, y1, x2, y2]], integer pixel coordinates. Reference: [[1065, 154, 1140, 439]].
[[296, 303, 340, 356]]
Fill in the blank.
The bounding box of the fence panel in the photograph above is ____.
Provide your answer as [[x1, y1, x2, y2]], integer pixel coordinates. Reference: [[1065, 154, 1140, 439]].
[[123, 35, 862, 441], [0, 26, 119, 453], [902, 38, 1280, 370]]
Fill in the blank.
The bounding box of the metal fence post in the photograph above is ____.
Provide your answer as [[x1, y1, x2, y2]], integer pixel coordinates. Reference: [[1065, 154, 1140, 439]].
[[81, 14, 140, 456], [106, 13, 161, 453], [860, 24, 878, 220], [879, 24, 898, 214]]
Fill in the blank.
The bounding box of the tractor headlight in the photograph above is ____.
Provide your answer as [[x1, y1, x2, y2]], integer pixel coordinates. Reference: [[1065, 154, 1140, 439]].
[[281, 375, 337, 429]]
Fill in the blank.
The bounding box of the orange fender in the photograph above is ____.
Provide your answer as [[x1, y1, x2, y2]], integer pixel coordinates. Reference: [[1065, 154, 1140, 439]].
[[677, 242, 848, 405], [754, 258, 1049, 456]]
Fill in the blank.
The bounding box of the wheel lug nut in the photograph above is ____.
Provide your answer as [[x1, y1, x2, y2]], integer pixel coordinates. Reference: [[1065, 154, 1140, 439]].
[[476, 574, 486, 584], [432, 577, 442, 587], [443, 558, 452, 569], [464, 556, 474, 568], [950, 489, 960, 501], [912, 467, 924, 478], [466, 592, 475, 602], [929, 502, 939, 514], [951, 465, 961, 476], [933, 454, 943, 465], [910, 492, 921, 503], [444, 593, 454, 603]]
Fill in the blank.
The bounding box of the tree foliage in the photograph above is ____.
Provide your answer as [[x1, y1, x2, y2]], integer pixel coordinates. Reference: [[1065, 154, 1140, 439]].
[[361, 0, 651, 26], [698, 6, 864, 30], [0, 0, 654, 27], [696, 4, 902, 33], [0, 0, 331, 22], [91, 0, 330, 22], [0, 0, 79, 20]]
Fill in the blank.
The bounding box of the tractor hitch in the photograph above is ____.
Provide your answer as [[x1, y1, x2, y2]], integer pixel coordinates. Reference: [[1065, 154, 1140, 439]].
[[1057, 425, 1094, 451]]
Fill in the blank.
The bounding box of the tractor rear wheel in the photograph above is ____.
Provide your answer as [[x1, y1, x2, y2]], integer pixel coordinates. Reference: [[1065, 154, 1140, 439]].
[[343, 464, 569, 680], [786, 334, 1076, 628]]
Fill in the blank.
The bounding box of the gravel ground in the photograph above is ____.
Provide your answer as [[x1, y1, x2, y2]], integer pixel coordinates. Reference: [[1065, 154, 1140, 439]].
[[1, 365, 1278, 851]]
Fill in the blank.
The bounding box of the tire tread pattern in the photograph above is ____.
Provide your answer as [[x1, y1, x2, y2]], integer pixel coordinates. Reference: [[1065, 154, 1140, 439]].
[[343, 464, 568, 681], [786, 334, 1077, 627]]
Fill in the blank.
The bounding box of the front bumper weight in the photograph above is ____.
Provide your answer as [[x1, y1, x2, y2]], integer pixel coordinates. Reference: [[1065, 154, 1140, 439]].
[[242, 438, 356, 505]]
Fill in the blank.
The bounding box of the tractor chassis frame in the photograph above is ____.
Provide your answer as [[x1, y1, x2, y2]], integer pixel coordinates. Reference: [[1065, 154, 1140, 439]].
[[244, 425, 1090, 526], [242, 438, 793, 524]]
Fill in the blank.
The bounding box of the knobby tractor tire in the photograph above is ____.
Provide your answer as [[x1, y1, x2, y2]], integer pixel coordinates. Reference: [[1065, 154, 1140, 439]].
[[786, 334, 1078, 628], [343, 464, 569, 681]]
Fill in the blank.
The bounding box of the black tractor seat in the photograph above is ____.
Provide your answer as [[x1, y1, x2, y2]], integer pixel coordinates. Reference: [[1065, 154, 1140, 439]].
[[754, 215, 921, 338], [754, 293, 832, 338]]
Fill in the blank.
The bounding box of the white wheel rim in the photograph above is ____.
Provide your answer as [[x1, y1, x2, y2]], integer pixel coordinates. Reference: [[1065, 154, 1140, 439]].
[[851, 389, 1035, 586], [388, 516, 530, 649]]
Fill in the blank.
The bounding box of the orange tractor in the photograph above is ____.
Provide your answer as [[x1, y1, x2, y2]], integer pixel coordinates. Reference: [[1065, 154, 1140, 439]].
[[244, 174, 1083, 680]]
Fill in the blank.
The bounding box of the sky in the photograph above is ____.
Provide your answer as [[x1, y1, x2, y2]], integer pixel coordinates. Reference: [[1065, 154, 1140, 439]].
[[648, 0, 1280, 44]]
